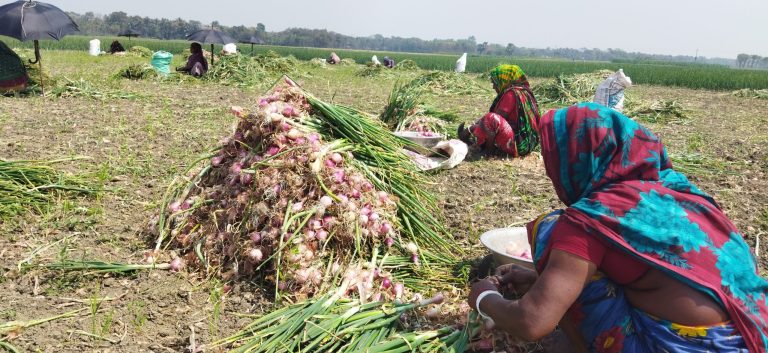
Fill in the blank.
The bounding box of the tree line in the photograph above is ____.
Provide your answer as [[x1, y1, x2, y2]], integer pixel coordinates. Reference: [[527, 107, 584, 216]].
[[736, 54, 768, 69], [68, 11, 740, 67]]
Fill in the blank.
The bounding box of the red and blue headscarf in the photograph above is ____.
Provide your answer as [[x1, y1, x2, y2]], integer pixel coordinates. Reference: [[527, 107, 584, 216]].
[[536, 103, 768, 352]]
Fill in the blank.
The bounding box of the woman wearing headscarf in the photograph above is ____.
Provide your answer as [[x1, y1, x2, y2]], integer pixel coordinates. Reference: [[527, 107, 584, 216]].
[[458, 64, 540, 157], [469, 103, 767, 352], [176, 42, 208, 77]]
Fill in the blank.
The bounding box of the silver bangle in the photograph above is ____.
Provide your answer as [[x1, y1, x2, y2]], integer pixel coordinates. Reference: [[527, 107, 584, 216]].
[[475, 290, 503, 319]]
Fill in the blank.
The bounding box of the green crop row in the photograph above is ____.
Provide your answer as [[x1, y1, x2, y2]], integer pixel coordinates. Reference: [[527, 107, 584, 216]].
[[4, 35, 767, 90]]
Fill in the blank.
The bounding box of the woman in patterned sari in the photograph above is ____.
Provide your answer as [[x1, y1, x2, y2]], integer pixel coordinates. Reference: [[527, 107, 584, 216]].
[[458, 64, 540, 157], [469, 103, 767, 352]]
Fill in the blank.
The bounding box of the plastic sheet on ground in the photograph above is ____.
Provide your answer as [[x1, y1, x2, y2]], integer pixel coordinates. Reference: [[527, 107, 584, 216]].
[[403, 139, 468, 171]]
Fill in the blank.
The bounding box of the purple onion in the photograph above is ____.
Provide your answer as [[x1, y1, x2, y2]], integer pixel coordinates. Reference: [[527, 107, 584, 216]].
[[380, 222, 392, 235], [333, 169, 345, 184], [360, 207, 371, 216], [369, 213, 380, 222], [331, 153, 343, 164], [240, 173, 253, 185], [234, 131, 244, 141], [412, 254, 420, 265], [319, 196, 333, 207], [168, 201, 181, 213], [282, 105, 298, 117], [169, 257, 184, 272], [249, 248, 264, 262], [381, 277, 392, 289], [362, 182, 373, 191], [325, 159, 336, 168], [307, 133, 320, 143], [322, 216, 336, 227], [377, 191, 389, 202], [359, 214, 369, 225], [280, 122, 292, 131], [351, 189, 361, 199], [292, 202, 304, 212], [250, 232, 262, 243], [311, 220, 322, 230], [230, 162, 243, 174], [338, 195, 349, 204], [384, 237, 394, 247], [180, 200, 191, 210], [258, 98, 268, 107], [210, 155, 223, 167], [267, 146, 280, 156], [273, 184, 282, 195], [393, 283, 404, 298], [316, 230, 328, 242]]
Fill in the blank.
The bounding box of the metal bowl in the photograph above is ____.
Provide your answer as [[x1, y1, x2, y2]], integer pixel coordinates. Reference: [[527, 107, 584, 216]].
[[479, 227, 534, 269], [393, 131, 444, 149]]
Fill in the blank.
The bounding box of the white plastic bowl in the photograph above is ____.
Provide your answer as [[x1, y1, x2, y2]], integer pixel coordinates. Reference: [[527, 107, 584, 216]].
[[393, 131, 444, 149], [479, 227, 534, 269]]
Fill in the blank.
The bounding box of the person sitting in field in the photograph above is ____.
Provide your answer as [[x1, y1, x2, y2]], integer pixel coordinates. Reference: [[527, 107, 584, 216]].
[[382, 56, 395, 68], [457, 64, 540, 157], [176, 42, 208, 77], [469, 103, 768, 353], [0, 40, 28, 94], [109, 40, 125, 54], [327, 52, 340, 64]]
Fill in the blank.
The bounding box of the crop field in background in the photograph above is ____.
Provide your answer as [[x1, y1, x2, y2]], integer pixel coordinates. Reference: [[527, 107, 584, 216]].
[[0, 48, 766, 351], [6, 35, 768, 90]]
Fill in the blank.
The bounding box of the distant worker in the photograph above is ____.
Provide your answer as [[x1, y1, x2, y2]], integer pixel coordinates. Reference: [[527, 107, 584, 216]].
[[176, 42, 208, 77], [327, 52, 340, 64], [109, 40, 125, 54], [0, 40, 28, 93], [457, 64, 540, 157], [382, 56, 395, 68]]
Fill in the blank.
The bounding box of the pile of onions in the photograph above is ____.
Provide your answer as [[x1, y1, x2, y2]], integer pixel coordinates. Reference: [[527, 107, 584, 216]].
[[157, 85, 401, 300]]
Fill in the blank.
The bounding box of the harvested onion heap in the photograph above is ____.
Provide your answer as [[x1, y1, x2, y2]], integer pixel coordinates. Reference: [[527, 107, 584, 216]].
[[156, 86, 411, 299]]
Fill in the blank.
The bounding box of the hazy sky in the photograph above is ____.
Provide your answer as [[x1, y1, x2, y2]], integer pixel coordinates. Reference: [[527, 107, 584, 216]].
[[45, 0, 768, 59]]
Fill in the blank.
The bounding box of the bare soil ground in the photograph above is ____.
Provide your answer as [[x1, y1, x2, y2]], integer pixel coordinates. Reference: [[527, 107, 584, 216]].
[[0, 53, 766, 352]]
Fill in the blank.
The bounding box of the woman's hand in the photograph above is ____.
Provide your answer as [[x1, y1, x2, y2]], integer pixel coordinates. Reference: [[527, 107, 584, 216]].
[[495, 264, 538, 296], [468, 278, 500, 311]]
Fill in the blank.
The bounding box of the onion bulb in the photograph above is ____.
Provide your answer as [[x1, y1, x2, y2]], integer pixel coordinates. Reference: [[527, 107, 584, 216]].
[[393, 283, 404, 298], [170, 257, 185, 272], [330, 153, 343, 164], [294, 269, 309, 284], [168, 201, 181, 213], [249, 248, 264, 262], [405, 242, 418, 254], [425, 307, 440, 318], [381, 277, 391, 289], [316, 229, 328, 242], [250, 231, 262, 243], [384, 237, 394, 247], [319, 196, 333, 207], [292, 202, 304, 212], [210, 155, 223, 167]]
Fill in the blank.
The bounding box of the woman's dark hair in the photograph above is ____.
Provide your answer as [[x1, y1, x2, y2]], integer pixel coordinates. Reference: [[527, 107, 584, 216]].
[[190, 42, 202, 53]]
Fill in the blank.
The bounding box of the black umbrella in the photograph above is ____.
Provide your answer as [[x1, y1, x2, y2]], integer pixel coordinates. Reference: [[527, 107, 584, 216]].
[[186, 25, 235, 66], [118, 28, 141, 43], [0, 0, 79, 93], [239, 36, 264, 55]]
